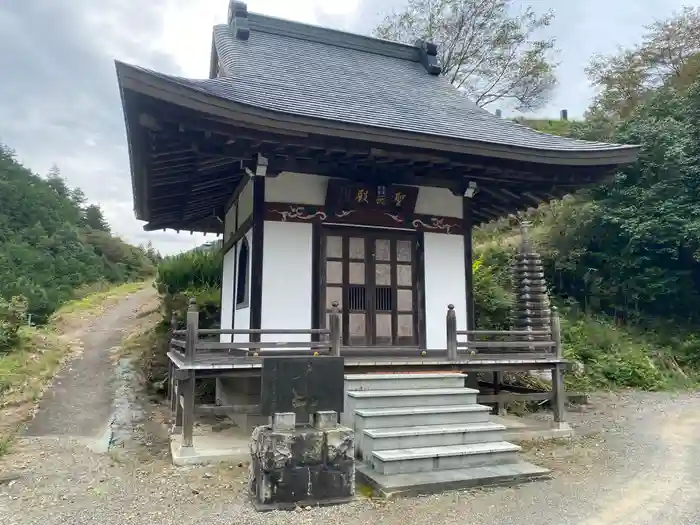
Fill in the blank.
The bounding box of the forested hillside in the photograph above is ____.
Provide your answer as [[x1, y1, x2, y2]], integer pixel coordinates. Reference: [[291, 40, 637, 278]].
[[0, 143, 158, 327], [474, 7, 700, 389]]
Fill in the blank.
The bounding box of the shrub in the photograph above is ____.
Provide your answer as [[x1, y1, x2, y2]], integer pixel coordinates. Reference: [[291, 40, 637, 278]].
[[0, 295, 28, 351], [155, 249, 222, 297]]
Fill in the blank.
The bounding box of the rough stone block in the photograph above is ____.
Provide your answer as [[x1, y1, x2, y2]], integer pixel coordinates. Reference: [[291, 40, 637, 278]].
[[249, 423, 355, 509], [272, 412, 296, 432], [309, 460, 355, 500], [250, 425, 324, 471], [313, 410, 338, 430], [325, 426, 354, 462]]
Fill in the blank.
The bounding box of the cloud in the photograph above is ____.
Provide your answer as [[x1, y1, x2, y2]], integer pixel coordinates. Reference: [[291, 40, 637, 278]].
[[0, 0, 692, 255]]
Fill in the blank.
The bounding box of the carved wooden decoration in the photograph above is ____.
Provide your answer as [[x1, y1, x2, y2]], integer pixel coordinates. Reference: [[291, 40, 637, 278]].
[[264, 203, 461, 234]]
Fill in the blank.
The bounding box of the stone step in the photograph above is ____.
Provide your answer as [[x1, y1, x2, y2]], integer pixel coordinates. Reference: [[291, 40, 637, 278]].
[[361, 422, 506, 461], [355, 404, 492, 431], [356, 460, 550, 499], [370, 441, 522, 475], [347, 387, 478, 411], [353, 404, 492, 455], [344, 373, 466, 391]]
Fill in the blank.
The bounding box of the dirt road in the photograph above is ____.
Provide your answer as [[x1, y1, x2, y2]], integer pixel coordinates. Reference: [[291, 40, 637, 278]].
[[1, 289, 699, 524]]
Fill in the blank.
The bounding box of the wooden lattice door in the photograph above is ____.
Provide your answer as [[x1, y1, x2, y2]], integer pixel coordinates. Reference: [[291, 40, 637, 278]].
[[322, 228, 418, 347]]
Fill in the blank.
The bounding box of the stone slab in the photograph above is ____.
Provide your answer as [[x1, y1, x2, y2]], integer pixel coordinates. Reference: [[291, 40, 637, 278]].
[[261, 356, 345, 417], [356, 460, 550, 499], [371, 441, 521, 475], [493, 415, 575, 442], [170, 431, 249, 466]]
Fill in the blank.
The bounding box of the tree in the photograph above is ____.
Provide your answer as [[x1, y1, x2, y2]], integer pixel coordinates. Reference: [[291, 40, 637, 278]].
[[584, 6, 700, 137], [374, 0, 558, 111], [46, 164, 69, 199], [546, 81, 700, 323], [0, 142, 155, 326], [83, 204, 110, 232], [70, 188, 87, 209]]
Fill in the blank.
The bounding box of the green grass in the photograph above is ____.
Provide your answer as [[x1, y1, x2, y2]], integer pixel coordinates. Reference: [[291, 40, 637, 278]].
[[51, 281, 149, 318]]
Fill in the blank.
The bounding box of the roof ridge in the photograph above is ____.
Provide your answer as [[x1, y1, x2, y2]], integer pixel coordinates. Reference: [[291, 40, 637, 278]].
[[239, 12, 422, 63]]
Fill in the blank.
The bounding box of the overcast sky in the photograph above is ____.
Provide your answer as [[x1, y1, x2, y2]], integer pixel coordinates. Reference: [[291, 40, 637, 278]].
[[0, 0, 694, 255]]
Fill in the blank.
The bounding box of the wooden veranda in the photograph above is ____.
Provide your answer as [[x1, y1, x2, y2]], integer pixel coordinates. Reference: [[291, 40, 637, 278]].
[[168, 299, 567, 449]]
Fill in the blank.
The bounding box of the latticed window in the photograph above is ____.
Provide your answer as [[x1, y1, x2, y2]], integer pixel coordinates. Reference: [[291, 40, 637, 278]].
[[236, 237, 249, 308]]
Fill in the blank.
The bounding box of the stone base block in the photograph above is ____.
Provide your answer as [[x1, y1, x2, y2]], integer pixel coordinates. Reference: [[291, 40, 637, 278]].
[[249, 421, 355, 509]]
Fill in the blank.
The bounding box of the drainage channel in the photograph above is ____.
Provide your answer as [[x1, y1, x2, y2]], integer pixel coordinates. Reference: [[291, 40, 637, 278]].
[[88, 357, 144, 453]]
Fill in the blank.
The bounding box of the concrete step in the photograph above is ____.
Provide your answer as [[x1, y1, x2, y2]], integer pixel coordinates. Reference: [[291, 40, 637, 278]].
[[361, 422, 506, 461], [347, 387, 479, 411], [344, 373, 466, 391], [355, 404, 493, 431], [370, 441, 522, 475], [356, 460, 550, 499]]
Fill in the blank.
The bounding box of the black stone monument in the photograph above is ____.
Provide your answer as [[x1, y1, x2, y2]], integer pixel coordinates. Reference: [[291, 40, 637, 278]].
[[260, 356, 345, 417]]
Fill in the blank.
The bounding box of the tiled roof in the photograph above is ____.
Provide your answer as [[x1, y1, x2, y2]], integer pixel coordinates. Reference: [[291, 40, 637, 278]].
[[120, 12, 638, 159]]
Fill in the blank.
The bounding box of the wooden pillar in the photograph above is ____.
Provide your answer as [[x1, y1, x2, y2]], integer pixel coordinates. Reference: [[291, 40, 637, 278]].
[[173, 379, 183, 431], [550, 306, 567, 426], [181, 371, 196, 448], [329, 301, 341, 356], [185, 298, 198, 365], [552, 363, 566, 425], [249, 155, 267, 343], [493, 371, 505, 415], [181, 299, 199, 447], [462, 191, 475, 331]]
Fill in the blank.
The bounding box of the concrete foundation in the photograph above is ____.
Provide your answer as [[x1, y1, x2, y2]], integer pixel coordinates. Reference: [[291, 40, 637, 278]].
[[494, 414, 574, 442], [170, 427, 250, 466], [216, 377, 269, 432]]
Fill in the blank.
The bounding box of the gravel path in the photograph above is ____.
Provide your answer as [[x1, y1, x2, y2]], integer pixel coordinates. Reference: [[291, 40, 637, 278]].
[[25, 289, 156, 439], [1, 294, 699, 524]]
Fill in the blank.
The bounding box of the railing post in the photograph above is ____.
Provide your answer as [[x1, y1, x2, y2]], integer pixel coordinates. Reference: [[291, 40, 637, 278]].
[[549, 305, 567, 427], [329, 301, 341, 356], [446, 304, 457, 360], [168, 312, 178, 416], [181, 298, 198, 449], [551, 306, 562, 358], [185, 298, 199, 365]]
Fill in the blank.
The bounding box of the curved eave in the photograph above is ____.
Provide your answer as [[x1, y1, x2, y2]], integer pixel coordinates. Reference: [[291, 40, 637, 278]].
[[116, 65, 149, 221], [115, 62, 640, 171]]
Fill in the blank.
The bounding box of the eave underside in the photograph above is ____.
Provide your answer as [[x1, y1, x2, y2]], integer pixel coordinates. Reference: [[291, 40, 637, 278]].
[[124, 92, 624, 234]]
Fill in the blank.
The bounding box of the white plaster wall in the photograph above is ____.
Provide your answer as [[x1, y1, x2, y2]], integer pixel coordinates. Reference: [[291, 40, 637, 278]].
[[415, 186, 462, 218], [261, 221, 313, 342], [220, 245, 236, 343], [423, 232, 467, 349], [238, 179, 254, 223], [265, 172, 328, 205], [233, 228, 253, 342], [224, 202, 237, 239]]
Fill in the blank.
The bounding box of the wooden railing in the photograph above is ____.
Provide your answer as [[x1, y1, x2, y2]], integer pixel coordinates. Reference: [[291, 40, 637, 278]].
[[170, 299, 562, 364], [445, 303, 562, 361], [169, 300, 567, 448], [170, 298, 342, 364]]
